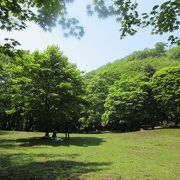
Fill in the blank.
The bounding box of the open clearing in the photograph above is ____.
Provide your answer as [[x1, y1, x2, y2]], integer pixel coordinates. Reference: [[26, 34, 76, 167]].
[[0, 129, 179, 180]]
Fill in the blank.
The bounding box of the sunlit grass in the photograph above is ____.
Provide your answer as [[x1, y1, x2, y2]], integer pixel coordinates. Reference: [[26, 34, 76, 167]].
[[0, 129, 179, 179]]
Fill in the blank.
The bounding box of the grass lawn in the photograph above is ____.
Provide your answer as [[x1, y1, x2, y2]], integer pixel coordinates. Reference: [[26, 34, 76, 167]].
[[0, 129, 179, 180]]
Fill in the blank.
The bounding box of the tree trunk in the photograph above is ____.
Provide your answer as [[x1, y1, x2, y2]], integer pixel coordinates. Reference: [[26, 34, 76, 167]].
[[52, 131, 57, 138], [65, 121, 70, 139], [65, 132, 70, 139], [175, 117, 178, 127], [45, 131, 49, 137], [67, 131, 70, 139], [151, 119, 155, 129]]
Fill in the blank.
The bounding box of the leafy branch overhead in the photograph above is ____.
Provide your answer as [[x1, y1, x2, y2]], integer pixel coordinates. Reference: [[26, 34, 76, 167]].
[[87, 0, 180, 44], [0, 0, 84, 39], [0, 0, 179, 44], [0, 38, 21, 57]]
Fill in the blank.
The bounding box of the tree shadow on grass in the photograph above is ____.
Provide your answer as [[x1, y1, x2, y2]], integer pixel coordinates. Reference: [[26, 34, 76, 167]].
[[16, 136, 105, 147], [0, 130, 11, 135], [0, 153, 111, 180], [0, 139, 17, 148]]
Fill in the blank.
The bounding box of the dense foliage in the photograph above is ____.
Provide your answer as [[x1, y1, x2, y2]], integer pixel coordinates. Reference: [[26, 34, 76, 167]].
[[82, 44, 180, 131], [0, 44, 180, 133], [152, 66, 180, 126], [0, 46, 84, 135]]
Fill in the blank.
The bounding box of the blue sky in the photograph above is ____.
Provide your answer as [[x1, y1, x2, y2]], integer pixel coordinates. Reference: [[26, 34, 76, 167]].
[[0, 0, 169, 72]]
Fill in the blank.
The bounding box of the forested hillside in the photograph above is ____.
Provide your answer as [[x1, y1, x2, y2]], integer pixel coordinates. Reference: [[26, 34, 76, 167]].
[[0, 43, 180, 133], [81, 43, 180, 131]]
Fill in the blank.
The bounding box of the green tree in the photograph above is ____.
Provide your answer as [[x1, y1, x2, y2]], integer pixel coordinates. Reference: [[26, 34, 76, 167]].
[[0, 46, 84, 137], [126, 42, 167, 61], [82, 44, 180, 131], [0, 53, 12, 129], [102, 75, 148, 131], [166, 45, 180, 60], [155, 42, 166, 56], [142, 64, 157, 129], [26, 46, 84, 136], [80, 71, 120, 131], [152, 66, 180, 126]]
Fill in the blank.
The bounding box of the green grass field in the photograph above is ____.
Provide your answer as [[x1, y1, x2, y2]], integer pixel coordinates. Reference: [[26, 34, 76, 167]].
[[0, 129, 179, 180]]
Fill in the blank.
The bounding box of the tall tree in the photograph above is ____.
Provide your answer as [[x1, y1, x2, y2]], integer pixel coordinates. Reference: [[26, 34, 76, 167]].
[[0, 46, 84, 136], [80, 71, 120, 131], [152, 66, 180, 126], [102, 74, 148, 131]]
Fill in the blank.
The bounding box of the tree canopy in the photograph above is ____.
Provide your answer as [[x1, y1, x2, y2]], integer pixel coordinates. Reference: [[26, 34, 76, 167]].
[[81, 44, 180, 131], [0, 46, 84, 134], [152, 66, 180, 126], [0, 43, 180, 133]]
